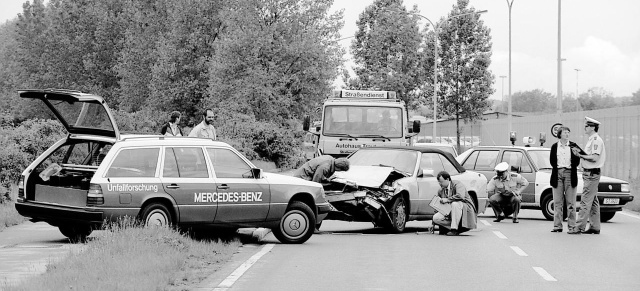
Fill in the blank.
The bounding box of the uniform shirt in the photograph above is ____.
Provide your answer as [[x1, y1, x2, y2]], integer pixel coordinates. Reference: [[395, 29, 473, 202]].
[[583, 132, 606, 169], [487, 172, 529, 197], [293, 155, 336, 183], [188, 121, 217, 140], [556, 140, 571, 168]]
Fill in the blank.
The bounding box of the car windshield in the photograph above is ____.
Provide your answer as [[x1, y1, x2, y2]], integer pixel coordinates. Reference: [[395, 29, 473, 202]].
[[528, 150, 552, 170], [323, 106, 403, 138], [348, 149, 417, 175]]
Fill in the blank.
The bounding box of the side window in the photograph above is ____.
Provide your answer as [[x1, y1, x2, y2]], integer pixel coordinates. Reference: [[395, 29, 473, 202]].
[[439, 155, 460, 175], [171, 147, 208, 178], [163, 148, 179, 178], [207, 148, 252, 178], [107, 148, 159, 177], [462, 151, 479, 170], [420, 153, 445, 175], [502, 151, 532, 173], [475, 150, 499, 171]]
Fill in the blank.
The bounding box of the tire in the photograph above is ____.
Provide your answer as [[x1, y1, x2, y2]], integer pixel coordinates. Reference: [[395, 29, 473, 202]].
[[600, 212, 615, 222], [272, 201, 315, 244], [541, 193, 567, 221], [59, 224, 92, 243], [386, 196, 407, 233], [140, 203, 173, 227]]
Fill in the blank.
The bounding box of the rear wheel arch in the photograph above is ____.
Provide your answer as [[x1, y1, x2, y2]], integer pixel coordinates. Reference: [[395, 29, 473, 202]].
[[139, 197, 177, 225], [468, 191, 479, 213]]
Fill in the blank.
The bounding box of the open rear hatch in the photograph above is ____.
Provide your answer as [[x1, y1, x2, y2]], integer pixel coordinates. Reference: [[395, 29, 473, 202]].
[[19, 89, 120, 139]]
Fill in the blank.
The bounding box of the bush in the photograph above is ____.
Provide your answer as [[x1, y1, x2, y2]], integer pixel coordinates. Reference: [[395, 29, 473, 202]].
[[113, 108, 170, 134]]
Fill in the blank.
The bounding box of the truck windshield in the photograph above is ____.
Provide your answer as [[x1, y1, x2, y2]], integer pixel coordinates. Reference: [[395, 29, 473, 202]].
[[323, 106, 403, 138]]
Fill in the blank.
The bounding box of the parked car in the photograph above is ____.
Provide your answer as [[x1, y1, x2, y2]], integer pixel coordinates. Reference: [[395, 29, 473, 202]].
[[15, 89, 329, 244], [413, 142, 458, 157], [456, 146, 633, 222], [324, 146, 488, 232]]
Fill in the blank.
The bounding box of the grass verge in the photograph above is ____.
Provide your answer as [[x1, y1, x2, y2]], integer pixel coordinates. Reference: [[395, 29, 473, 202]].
[[0, 201, 26, 231], [4, 219, 241, 291]]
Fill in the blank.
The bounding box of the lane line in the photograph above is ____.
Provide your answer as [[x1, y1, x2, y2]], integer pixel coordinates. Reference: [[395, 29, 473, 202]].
[[620, 211, 640, 220], [532, 267, 557, 281], [492, 231, 508, 239], [480, 220, 491, 226], [510, 246, 528, 256], [213, 243, 275, 291]]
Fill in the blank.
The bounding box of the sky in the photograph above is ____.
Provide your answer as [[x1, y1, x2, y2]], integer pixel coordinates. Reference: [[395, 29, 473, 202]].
[[1, 0, 639, 101]]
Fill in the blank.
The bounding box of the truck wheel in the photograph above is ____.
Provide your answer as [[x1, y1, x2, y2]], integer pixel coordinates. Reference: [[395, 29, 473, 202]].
[[387, 196, 407, 233], [541, 193, 567, 221], [141, 203, 172, 227], [273, 201, 315, 244], [600, 212, 615, 222], [59, 224, 92, 243]]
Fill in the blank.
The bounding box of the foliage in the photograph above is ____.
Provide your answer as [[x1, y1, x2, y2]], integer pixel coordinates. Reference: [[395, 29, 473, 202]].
[[577, 87, 616, 111], [512, 89, 554, 112], [632, 89, 640, 106], [347, 0, 425, 108], [437, 0, 493, 151]]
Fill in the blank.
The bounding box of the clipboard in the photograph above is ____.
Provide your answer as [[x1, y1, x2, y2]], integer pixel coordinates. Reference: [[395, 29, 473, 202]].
[[570, 144, 587, 156], [429, 196, 451, 216]]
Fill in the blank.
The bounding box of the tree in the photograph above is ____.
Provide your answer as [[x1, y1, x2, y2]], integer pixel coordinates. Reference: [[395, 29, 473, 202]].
[[631, 88, 640, 106], [437, 0, 493, 151], [348, 0, 425, 108], [578, 87, 615, 111], [511, 89, 553, 112]]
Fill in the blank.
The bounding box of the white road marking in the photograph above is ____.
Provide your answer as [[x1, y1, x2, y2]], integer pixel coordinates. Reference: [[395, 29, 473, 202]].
[[533, 267, 557, 281], [480, 220, 491, 226], [213, 243, 275, 291], [620, 211, 640, 220], [510, 246, 528, 256], [492, 231, 508, 239]]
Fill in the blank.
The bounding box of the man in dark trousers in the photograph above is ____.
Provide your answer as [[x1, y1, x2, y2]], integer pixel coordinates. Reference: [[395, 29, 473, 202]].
[[550, 126, 581, 233], [487, 162, 529, 223], [294, 155, 350, 184]]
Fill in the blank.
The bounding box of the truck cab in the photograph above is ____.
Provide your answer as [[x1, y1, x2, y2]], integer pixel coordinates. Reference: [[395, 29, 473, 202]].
[[303, 90, 420, 158]]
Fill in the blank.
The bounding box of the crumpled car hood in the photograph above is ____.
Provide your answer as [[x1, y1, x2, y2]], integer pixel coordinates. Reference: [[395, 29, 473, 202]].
[[333, 165, 395, 188]]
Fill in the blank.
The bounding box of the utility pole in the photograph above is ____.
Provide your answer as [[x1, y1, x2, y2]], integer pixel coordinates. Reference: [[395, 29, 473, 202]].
[[575, 68, 581, 111], [500, 75, 507, 112], [556, 0, 563, 122], [507, 0, 514, 133]]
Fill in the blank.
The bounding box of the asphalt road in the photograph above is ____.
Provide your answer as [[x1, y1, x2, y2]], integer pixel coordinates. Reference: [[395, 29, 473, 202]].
[[212, 209, 640, 291], [3, 210, 640, 290]]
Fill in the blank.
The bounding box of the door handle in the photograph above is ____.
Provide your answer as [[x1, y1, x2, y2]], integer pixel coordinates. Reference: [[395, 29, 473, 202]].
[[166, 184, 180, 189], [217, 184, 229, 190]]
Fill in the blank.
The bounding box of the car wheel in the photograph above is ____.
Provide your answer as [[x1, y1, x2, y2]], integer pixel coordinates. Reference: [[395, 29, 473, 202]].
[[600, 212, 615, 222], [141, 203, 173, 227], [387, 196, 407, 233], [59, 224, 92, 243], [541, 193, 567, 221], [272, 201, 315, 244]]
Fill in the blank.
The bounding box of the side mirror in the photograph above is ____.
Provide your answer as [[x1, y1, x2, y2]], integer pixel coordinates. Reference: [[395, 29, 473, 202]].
[[412, 120, 421, 134], [251, 168, 263, 179], [303, 115, 310, 131]]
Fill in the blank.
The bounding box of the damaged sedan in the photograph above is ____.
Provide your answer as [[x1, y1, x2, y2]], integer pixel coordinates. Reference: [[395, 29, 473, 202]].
[[324, 146, 488, 232]]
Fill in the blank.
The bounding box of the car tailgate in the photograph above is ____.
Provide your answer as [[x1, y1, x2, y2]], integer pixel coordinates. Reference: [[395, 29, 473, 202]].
[[34, 185, 87, 207]]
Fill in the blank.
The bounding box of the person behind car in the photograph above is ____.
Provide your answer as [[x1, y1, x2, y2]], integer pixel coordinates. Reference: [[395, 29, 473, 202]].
[[293, 155, 350, 184], [487, 162, 529, 223], [549, 126, 581, 233], [160, 111, 184, 136], [188, 108, 217, 140], [432, 171, 477, 236], [573, 116, 606, 234]]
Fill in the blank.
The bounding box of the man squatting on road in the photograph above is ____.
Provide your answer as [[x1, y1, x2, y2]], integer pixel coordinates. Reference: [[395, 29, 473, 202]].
[[487, 162, 529, 224], [432, 171, 477, 236]]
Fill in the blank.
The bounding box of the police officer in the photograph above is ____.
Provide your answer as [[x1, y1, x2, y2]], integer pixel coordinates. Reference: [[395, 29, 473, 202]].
[[573, 116, 606, 234], [293, 155, 350, 184], [487, 162, 529, 223]]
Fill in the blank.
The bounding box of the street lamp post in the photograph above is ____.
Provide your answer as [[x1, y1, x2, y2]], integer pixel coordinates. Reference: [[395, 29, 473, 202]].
[[557, 0, 563, 121], [387, 8, 487, 143], [506, 0, 514, 134], [574, 68, 581, 111], [500, 75, 507, 112]]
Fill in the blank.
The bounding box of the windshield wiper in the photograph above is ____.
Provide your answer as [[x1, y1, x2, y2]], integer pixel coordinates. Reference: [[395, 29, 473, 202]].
[[361, 134, 391, 141], [338, 134, 359, 141], [538, 167, 553, 170]]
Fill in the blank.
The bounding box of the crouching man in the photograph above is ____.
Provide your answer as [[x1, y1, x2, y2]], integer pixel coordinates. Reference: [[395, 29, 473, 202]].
[[293, 155, 350, 184], [487, 162, 529, 223], [432, 171, 477, 236]]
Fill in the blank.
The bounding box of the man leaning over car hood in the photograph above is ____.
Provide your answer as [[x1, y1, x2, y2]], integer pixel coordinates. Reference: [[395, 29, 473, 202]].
[[294, 155, 350, 184]]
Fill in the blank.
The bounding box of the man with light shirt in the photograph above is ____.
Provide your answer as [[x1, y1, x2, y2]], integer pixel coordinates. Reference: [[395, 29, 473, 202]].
[[573, 117, 606, 234], [189, 108, 217, 140]]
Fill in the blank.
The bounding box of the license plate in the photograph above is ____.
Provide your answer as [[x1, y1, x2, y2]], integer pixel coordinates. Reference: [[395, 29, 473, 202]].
[[603, 198, 619, 205], [364, 197, 381, 209]]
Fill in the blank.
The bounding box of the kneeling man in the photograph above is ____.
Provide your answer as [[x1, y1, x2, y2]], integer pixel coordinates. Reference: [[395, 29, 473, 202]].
[[432, 171, 477, 236]]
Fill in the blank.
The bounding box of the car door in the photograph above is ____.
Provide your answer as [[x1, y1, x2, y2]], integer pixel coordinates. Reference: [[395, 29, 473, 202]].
[[501, 150, 536, 203], [160, 147, 217, 223], [415, 152, 447, 214], [206, 147, 271, 223], [461, 149, 499, 181]]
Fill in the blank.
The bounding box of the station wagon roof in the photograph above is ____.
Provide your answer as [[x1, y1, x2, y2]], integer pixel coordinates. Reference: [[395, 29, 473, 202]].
[[470, 146, 549, 151]]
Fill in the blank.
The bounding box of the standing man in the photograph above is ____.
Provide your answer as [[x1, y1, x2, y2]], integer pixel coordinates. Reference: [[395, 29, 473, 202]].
[[293, 155, 350, 184], [549, 126, 581, 233], [573, 117, 606, 234], [188, 108, 217, 140], [487, 162, 529, 223], [432, 171, 477, 236]]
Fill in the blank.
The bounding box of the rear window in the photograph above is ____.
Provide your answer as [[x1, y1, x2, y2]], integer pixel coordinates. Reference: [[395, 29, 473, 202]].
[[106, 148, 159, 177]]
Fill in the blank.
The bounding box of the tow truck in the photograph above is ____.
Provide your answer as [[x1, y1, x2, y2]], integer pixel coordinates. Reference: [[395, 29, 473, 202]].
[[303, 90, 421, 158]]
